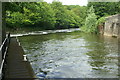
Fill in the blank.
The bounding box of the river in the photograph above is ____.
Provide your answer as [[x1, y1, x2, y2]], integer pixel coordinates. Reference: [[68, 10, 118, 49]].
[[18, 28, 118, 78]]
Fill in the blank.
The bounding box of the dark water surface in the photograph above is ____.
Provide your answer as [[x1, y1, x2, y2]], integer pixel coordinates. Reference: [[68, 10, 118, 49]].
[[18, 30, 118, 78]]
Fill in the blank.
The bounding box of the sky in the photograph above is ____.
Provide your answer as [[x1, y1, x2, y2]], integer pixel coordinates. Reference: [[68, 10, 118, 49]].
[[44, 0, 88, 6]]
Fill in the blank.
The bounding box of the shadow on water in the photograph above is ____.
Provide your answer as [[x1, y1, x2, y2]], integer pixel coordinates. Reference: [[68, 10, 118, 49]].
[[18, 31, 119, 78]]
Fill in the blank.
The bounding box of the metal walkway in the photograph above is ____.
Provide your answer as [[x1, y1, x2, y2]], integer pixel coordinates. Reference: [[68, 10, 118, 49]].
[[4, 37, 35, 79]]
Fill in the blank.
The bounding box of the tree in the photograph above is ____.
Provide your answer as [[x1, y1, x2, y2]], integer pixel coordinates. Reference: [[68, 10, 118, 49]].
[[30, 2, 56, 29], [81, 6, 97, 33], [51, 1, 68, 28], [5, 2, 87, 30], [6, 2, 56, 30], [51, 1, 81, 29], [70, 6, 87, 26], [87, 2, 120, 18]]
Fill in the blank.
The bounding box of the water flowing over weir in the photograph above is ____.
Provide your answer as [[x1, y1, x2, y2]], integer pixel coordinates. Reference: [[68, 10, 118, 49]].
[[17, 28, 118, 78], [10, 28, 80, 37]]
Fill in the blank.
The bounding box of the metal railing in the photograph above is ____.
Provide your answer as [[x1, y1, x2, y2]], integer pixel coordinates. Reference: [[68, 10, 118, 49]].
[[0, 33, 10, 80]]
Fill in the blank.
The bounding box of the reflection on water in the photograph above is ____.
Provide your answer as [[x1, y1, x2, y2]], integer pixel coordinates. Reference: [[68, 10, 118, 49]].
[[18, 31, 118, 78]]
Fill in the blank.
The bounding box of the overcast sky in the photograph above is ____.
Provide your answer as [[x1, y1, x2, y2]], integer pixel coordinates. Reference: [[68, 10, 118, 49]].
[[44, 0, 88, 6]]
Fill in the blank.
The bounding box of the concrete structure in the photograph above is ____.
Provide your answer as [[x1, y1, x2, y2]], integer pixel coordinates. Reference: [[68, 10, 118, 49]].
[[104, 14, 120, 38]]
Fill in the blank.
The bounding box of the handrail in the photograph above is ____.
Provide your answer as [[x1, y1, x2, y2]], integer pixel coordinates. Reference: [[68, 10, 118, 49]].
[[0, 33, 10, 79], [0, 38, 7, 51]]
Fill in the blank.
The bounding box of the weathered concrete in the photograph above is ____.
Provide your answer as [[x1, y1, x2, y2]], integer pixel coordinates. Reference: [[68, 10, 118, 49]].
[[104, 14, 120, 38], [4, 37, 36, 79]]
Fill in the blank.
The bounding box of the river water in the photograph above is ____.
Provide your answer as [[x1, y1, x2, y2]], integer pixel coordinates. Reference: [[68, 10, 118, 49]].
[[18, 28, 118, 78]]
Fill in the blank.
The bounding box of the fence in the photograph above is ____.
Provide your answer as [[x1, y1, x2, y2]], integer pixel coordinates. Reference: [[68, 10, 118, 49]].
[[0, 33, 10, 80]]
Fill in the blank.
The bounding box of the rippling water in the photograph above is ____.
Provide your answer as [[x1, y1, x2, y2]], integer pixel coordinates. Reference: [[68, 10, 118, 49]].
[[18, 29, 118, 78]]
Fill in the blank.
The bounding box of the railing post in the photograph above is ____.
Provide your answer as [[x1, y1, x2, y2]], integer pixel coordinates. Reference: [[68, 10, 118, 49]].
[[7, 33, 10, 44]]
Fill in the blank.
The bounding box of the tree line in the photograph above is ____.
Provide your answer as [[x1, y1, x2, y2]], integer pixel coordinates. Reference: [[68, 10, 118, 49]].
[[5, 1, 87, 30], [81, 2, 120, 33], [5, 1, 120, 33]]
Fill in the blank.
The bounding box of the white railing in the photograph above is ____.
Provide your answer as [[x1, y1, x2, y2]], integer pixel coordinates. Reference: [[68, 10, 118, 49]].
[[0, 33, 10, 80]]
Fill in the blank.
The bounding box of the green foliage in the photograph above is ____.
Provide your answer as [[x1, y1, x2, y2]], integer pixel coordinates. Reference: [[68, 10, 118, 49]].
[[82, 1, 120, 33], [51, 1, 81, 29], [66, 10, 81, 28], [5, 1, 120, 32], [33, 2, 56, 29], [5, 2, 87, 30], [6, 2, 56, 30], [87, 2, 120, 18], [71, 6, 87, 26], [6, 0, 87, 29], [51, 1, 67, 28], [96, 17, 106, 26], [6, 12, 24, 28], [81, 6, 97, 33]]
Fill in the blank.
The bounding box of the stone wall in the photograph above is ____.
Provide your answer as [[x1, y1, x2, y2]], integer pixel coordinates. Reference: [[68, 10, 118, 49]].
[[104, 14, 120, 38]]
